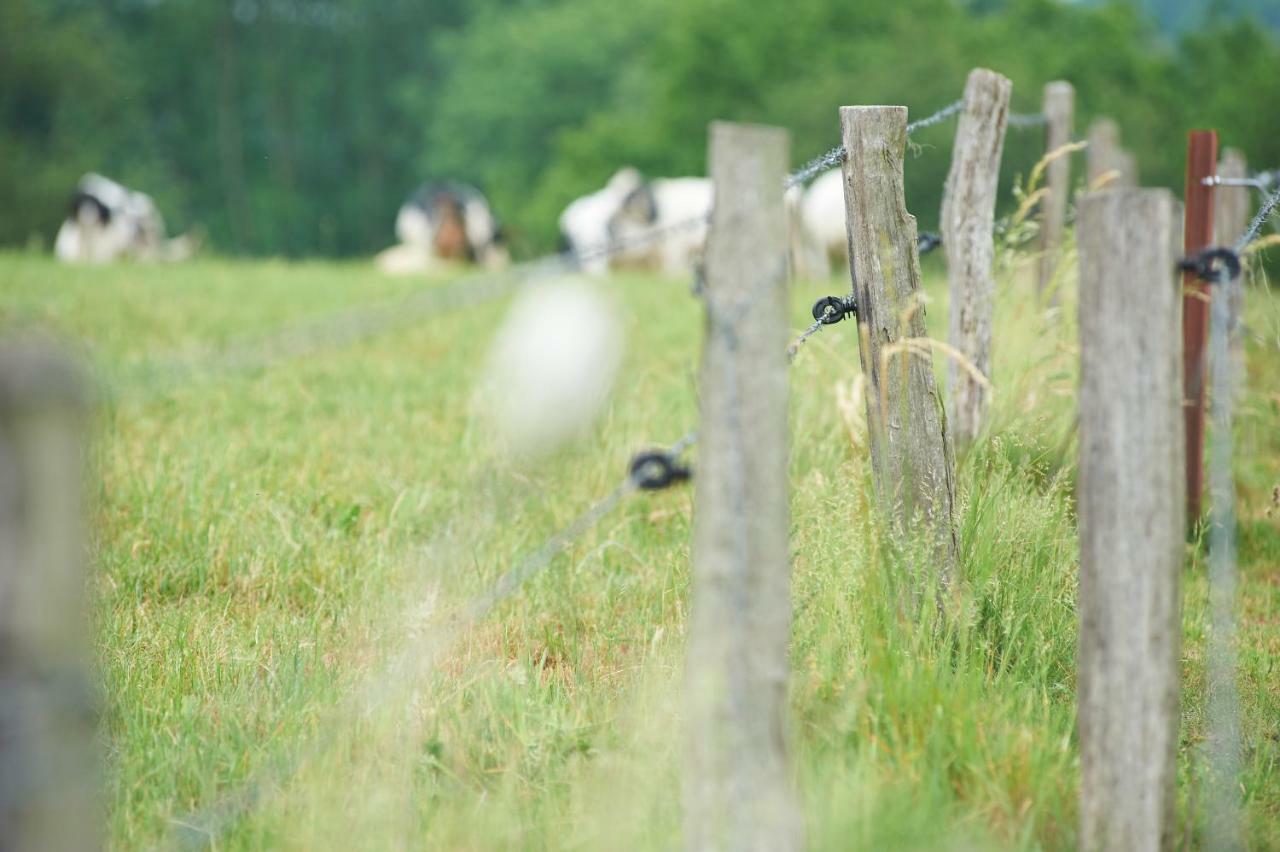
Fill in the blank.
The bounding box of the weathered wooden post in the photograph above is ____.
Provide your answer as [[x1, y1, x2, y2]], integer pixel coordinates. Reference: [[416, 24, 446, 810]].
[[685, 121, 801, 852], [1182, 130, 1219, 525], [840, 106, 959, 590], [0, 340, 98, 851], [1214, 149, 1250, 248], [941, 68, 1011, 449], [1037, 81, 1075, 299], [1077, 189, 1184, 852], [1086, 118, 1137, 188], [1204, 259, 1245, 852], [1215, 149, 1250, 401]]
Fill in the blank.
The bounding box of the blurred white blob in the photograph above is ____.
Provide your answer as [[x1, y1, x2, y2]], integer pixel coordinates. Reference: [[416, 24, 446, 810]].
[[481, 279, 623, 457]]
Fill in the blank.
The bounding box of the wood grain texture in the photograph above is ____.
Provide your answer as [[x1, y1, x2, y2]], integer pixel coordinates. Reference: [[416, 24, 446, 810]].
[[942, 68, 1011, 449], [1077, 189, 1184, 852], [839, 105, 959, 590], [0, 340, 97, 851], [1087, 118, 1137, 189], [1037, 81, 1075, 298], [1216, 149, 1250, 404], [1214, 149, 1250, 248], [685, 121, 801, 852]]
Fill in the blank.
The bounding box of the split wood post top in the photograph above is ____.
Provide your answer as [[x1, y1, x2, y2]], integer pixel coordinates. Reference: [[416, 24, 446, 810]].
[[1077, 189, 1184, 852], [1037, 81, 1075, 299], [1087, 118, 1137, 189], [839, 105, 959, 591], [685, 121, 800, 852], [942, 68, 1011, 450]]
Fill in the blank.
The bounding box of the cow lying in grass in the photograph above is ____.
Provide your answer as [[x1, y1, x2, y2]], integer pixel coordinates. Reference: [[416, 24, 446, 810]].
[[376, 181, 508, 274], [54, 174, 196, 264]]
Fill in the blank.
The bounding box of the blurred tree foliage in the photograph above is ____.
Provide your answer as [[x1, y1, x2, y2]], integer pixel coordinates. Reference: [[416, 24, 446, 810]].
[[1, 0, 1278, 256]]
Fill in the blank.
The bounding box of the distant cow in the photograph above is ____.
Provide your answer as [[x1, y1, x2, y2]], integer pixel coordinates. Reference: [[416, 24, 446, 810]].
[[797, 168, 846, 277], [558, 168, 648, 276], [376, 181, 507, 274], [606, 176, 712, 278], [54, 174, 195, 264], [559, 169, 713, 278]]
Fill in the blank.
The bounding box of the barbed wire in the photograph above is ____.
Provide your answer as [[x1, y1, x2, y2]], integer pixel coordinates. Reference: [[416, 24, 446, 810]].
[[168, 427, 697, 845], [784, 145, 847, 190], [905, 98, 965, 135], [786, 97, 968, 190], [1007, 111, 1047, 129], [1235, 183, 1280, 252], [110, 218, 711, 399]]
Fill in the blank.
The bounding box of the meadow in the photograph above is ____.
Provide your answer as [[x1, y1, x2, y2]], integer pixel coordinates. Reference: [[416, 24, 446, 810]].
[[0, 243, 1277, 849]]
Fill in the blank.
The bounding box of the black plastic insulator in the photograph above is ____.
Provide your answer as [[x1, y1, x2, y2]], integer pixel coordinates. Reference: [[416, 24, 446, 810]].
[[1177, 247, 1242, 283], [629, 451, 692, 491], [917, 231, 943, 255], [811, 295, 857, 325]]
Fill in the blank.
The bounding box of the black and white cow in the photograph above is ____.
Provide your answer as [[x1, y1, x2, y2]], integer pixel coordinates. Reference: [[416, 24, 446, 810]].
[[558, 169, 712, 277], [376, 181, 507, 274], [607, 176, 712, 277], [54, 174, 194, 263]]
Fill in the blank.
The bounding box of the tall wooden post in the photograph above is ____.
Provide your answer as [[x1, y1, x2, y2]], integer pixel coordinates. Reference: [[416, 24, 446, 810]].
[[1087, 118, 1137, 188], [686, 121, 801, 852], [1214, 149, 1250, 247], [1037, 81, 1075, 298], [0, 340, 98, 851], [1077, 189, 1184, 852], [942, 68, 1011, 449], [1216, 149, 1250, 402], [840, 105, 959, 590], [1182, 130, 1219, 525], [1205, 262, 1245, 852]]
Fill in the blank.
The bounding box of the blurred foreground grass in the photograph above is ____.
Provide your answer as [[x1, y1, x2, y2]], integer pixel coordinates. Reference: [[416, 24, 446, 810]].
[[0, 247, 1277, 850]]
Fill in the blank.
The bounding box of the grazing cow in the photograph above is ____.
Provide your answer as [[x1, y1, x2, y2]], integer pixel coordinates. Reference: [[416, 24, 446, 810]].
[[798, 168, 847, 276], [54, 173, 194, 263], [606, 176, 713, 278], [557, 168, 648, 276], [376, 181, 508, 274]]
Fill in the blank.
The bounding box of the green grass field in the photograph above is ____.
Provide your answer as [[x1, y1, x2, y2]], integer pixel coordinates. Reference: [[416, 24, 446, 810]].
[[1, 244, 1277, 850]]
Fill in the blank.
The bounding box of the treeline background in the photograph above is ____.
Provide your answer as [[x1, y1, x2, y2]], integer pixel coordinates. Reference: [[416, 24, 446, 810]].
[[3, 0, 1279, 258]]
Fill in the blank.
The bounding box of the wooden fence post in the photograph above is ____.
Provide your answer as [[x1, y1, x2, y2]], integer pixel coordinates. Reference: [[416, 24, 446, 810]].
[[942, 68, 1011, 450], [0, 340, 97, 851], [1086, 118, 1137, 189], [1182, 130, 1219, 525], [1214, 149, 1250, 247], [1077, 189, 1184, 852], [1216, 148, 1250, 400], [1037, 81, 1075, 299], [685, 121, 801, 852], [840, 105, 959, 591]]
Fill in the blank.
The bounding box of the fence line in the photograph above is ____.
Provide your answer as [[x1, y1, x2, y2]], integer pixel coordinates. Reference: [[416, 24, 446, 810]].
[[41, 68, 1280, 848]]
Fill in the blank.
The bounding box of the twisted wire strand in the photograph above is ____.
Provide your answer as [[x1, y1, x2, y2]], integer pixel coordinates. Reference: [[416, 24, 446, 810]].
[[1235, 184, 1280, 252], [1007, 111, 1047, 129], [168, 426, 697, 844], [786, 97, 967, 189]]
